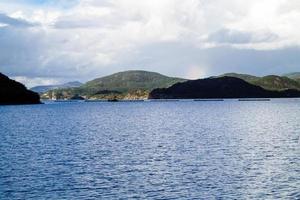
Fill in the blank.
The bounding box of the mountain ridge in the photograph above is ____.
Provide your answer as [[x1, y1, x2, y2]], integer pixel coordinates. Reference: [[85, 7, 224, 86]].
[[31, 81, 83, 94]]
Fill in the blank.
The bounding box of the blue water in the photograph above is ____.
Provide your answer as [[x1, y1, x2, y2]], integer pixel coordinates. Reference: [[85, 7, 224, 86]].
[[0, 100, 299, 199]]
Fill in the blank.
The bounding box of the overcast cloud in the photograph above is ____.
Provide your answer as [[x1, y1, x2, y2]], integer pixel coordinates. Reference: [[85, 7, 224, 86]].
[[0, 0, 300, 87]]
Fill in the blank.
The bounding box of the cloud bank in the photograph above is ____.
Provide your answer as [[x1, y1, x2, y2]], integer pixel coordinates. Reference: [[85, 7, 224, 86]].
[[0, 0, 300, 87]]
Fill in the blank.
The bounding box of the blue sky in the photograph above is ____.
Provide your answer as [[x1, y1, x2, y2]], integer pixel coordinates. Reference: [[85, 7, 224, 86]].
[[0, 0, 300, 87], [18, 0, 49, 4]]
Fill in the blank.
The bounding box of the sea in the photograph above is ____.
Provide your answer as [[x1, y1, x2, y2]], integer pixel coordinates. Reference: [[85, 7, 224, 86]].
[[0, 99, 299, 199]]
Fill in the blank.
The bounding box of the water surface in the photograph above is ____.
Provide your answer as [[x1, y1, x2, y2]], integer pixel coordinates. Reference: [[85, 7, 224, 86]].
[[1, 100, 299, 199]]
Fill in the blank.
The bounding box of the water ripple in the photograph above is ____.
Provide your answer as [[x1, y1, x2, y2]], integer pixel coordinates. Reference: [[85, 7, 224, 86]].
[[0, 100, 299, 199]]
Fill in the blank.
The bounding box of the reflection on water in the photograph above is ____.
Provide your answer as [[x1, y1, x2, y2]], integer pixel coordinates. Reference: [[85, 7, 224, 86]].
[[0, 100, 299, 199]]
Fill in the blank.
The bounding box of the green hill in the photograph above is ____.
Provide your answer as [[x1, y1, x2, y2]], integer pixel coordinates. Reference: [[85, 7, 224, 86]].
[[45, 70, 186, 99], [220, 73, 259, 82], [82, 70, 186, 93], [220, 73, 300, 91], [45, 71, 300, 100], [283, 72, 300, 83], [252, 75, 300, 91]]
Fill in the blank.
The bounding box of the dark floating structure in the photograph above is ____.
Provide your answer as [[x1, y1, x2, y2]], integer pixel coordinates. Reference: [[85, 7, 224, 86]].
[[194, 99, 224, 101], [0, 73, 41, 105], [108, 98, 119, 102], [238, 99, 271, 101]]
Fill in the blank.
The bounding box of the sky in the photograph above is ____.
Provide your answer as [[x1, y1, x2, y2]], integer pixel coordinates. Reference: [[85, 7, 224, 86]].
[[0, 0, 300, 87]]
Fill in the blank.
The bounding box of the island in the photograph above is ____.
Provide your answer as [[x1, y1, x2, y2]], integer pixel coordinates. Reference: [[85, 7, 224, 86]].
[[0, 73, 41, 105], [39, 70, 300, 101], [149, 76, 300, 99]]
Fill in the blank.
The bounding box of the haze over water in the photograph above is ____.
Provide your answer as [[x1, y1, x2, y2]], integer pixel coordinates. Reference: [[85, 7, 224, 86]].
[[0, 100, 299, 199]]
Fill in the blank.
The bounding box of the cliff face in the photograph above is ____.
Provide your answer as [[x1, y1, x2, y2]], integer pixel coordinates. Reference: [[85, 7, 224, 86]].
[[149, 77, 300, 99], [0, 73, 41, 105]]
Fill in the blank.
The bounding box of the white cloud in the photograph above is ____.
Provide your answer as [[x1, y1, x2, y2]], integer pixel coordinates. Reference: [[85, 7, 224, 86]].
[[0, 0, 300, 86], [12, 76, 61, 88], [185, 65, 207, 80]]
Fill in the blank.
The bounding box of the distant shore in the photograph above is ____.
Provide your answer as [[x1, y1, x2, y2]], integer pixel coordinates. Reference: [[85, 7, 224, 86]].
[[40, 98, 300, 104]]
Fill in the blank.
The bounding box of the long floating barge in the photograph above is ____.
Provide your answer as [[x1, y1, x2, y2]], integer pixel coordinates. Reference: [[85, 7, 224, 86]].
[[238, 99, 271, 101], [194, 99, 224, 102]]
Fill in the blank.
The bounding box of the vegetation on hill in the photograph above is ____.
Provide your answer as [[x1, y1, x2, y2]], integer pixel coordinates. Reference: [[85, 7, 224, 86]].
[[220, 73, 300, 91], [44, 70, 186, 99], [0, 73, 41, 105], [221, 73, 259, 82], [251, 75, 300, 91], [41, 71, 300, 100], [82, 70, 186, 92], [283, 72, 300, 83], [149, 77, 300, 99]]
